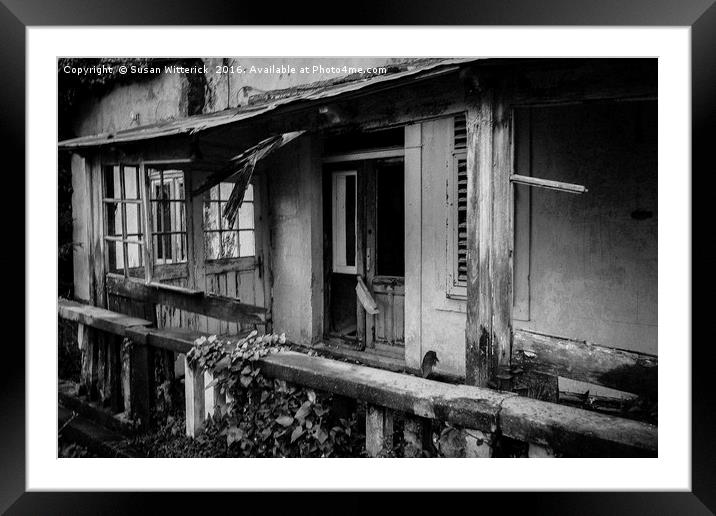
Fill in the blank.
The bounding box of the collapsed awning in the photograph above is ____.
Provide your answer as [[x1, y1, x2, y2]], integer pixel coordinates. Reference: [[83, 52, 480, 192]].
[[192, 131, 304, 227], [57, 58, 476, 150]]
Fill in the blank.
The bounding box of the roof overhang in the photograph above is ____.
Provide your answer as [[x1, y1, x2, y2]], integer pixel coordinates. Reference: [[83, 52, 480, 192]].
[[58, 58, 478, 151]]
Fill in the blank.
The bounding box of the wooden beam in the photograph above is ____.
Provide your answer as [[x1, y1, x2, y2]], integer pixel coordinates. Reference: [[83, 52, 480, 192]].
[[59, 298, 153, 336], [490, 91, 514, 375], [105, 274, 266, 325], [512, 328, 657, 398], [365, 404, 394, 457], [465, 88, 494, 387], [510, 174, 587, 194]]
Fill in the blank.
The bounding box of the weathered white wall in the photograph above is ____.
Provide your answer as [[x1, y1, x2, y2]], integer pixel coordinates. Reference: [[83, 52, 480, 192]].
[[404, 116, 468, 377], [266, 135, 324, 345], [514, 101, 658, 355]]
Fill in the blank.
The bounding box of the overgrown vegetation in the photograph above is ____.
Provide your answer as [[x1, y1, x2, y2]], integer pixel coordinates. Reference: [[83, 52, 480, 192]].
[[133, 332, 366, 458]]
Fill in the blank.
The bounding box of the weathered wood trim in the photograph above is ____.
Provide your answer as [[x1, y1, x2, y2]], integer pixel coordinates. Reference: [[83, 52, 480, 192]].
[[403, 123, 422, 371], [512, 328, 657, 398], [105, 274, 266, 325], [323, 147, 404, 163], [204, 256, 257, 276]]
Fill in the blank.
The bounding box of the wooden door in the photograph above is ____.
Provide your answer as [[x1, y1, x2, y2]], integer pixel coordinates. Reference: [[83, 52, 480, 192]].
[[364, 158, 405, 355]]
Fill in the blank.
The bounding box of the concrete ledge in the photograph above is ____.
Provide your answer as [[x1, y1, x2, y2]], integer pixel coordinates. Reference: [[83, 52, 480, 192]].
[[499, 395, 657, 457], [260, 351, 511, 432]]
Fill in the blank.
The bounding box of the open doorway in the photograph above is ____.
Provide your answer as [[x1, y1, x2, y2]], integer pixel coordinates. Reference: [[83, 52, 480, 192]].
[[323, 155, 405, 357]]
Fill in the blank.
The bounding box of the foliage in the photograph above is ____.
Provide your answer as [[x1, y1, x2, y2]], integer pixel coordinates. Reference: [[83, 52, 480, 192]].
[[58, 440, 94, 458], [133, 331, 365, 458]]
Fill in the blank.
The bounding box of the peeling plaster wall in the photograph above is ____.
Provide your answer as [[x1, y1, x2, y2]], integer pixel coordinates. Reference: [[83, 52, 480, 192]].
[[265, 135, 324, 345], [73, 72, 188, 136]]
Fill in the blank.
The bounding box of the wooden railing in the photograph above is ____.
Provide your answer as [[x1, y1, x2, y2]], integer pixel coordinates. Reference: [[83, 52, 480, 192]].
[[58, 298, 657, 457]]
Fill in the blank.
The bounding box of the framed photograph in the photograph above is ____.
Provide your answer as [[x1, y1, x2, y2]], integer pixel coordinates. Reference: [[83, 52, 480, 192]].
[[5, 0, 711, 511]]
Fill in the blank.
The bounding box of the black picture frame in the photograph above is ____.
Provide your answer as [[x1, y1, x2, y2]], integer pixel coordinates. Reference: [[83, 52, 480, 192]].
[[4, 0, 712, 512]]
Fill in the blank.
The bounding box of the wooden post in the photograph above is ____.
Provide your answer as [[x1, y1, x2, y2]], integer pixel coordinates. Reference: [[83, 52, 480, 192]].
[[78, 323, 98, 400], [365, 404, 394, 457], [204, 369, 227, 418], [107, 335, 123, 413], [130, 345, 153, 429], [184, 358, 205, 437], [121, 338, 132, 414], [403, 416, 433, 457], [465, 75, 514, 387], [97, 333, 108, 405]]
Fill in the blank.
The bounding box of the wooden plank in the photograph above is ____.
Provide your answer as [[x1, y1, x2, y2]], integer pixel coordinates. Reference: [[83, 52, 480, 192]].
[[355, 276, 379, 315], [365, 404, 394, 457], [510, 174, 586, 194], [512, 328, 657, 398], [105, 274, 266, 325]]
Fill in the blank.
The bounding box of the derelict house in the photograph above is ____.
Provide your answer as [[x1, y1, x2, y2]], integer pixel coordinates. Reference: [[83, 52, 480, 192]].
[[58, 58, 658, 457]]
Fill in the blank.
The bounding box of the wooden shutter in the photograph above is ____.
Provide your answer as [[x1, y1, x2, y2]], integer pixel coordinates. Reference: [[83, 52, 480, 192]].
[[454, 114, 468, 284]]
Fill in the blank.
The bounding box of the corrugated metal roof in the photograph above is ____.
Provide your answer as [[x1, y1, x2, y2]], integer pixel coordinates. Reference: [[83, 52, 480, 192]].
[[58, 58, 476, 150]]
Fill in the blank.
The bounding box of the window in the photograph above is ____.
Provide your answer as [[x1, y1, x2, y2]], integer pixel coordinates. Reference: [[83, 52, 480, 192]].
[[204, 182, 256, 260], [103, 165, 145, 275], [148, 169, 187, 264], [447, 113, 468, 297], [331, 171, 357, 274]]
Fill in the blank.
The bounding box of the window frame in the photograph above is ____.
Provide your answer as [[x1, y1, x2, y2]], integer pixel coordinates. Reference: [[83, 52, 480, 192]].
[[147, 167, 188, 266], [331, 170, 358, 275], [101, 164, 146, 278], [203, 181, 257, 261], [101, 162, 191, 283]]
